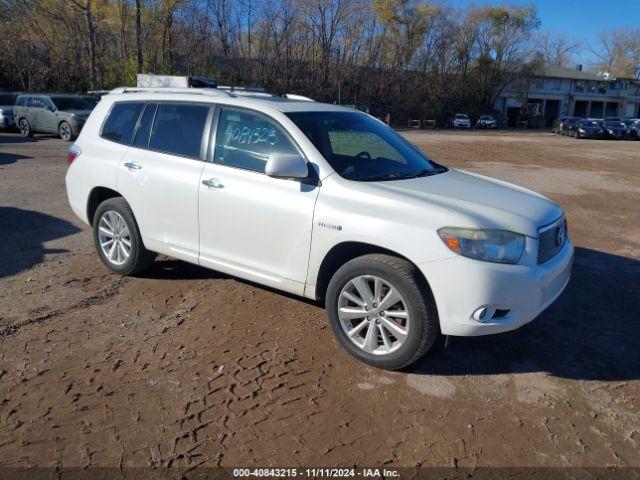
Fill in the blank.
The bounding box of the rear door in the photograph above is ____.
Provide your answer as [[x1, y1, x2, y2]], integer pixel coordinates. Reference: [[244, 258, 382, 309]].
[[117, 101, 212, 263], [29, 96, 46, 129]]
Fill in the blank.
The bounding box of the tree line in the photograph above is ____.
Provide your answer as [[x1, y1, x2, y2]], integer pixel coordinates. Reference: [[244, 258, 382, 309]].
[[0, 0, 638, 122]]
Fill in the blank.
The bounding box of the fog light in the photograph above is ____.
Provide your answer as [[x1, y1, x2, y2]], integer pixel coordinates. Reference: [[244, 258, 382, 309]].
[[472, 306, 488, 322]]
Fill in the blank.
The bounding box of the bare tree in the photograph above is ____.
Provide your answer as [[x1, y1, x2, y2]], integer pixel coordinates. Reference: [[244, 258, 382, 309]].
[[69, 0, 98, 89], [536, 32, 578, 67]]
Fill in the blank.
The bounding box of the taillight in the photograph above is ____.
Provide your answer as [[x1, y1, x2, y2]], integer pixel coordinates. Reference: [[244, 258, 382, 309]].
[[68, 145, 81, 165]]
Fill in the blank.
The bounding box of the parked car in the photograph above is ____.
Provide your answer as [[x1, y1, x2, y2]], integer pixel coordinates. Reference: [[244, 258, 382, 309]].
[[14, 93, 95, 141], [552, 117, 568, 134], [476, 115, 497, 129], [569, 119, 604, 139], [602, 119, 630, 139], [82, 94, 100, 108], [0, 91, 17, 132], [452, 113, 471, 128], [66, 87, 573, 370], [560, 117, 582, 135], [628, 120, 640, 140]]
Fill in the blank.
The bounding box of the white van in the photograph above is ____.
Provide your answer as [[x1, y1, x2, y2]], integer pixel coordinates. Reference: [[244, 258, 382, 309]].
[[65, 87, 573, 370]]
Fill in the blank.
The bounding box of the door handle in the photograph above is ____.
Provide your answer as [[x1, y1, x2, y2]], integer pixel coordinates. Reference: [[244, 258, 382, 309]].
[[124, 162, 142, 170], [202, 178, 224, 189]]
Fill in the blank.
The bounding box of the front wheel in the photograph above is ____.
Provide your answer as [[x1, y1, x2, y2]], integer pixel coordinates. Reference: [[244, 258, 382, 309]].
[[59, 121, 75, 141], [93, 197, 155, 275], [19, 118, 32, 137], [325, 254, 439, 370]]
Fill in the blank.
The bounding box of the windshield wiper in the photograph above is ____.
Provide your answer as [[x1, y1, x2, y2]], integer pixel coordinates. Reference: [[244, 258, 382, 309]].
[[395, 168, 445, 180]]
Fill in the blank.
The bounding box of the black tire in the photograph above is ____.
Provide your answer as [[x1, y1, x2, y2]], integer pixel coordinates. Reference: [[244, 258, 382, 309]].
[[59, 121, 75, 141], [92, 197, 155, 275], [18, 118, 33, 137], [325, 254, 439, 370]]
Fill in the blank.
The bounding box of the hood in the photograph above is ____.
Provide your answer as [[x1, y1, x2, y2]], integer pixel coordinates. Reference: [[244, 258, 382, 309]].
[[371, 169, 562, 238], [59, 109, 91, 117]]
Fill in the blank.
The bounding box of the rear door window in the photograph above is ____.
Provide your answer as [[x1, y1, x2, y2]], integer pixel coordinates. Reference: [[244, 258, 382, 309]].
[[148, 103, 210, 158], [101, 102, 145, 144]]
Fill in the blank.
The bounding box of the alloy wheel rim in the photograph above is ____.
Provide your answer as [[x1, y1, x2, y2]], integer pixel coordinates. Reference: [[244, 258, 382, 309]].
[[98, 211, 131, 266], [20, 120, 29, 135], [338, 275, 410, 355], [60, 123, 71, 140]]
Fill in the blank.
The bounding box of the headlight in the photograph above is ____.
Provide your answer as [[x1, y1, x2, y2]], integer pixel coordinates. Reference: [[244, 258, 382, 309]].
[[438, 227, 525, 264], [578, 128, 585, 133], [608, 129, 614, 134]]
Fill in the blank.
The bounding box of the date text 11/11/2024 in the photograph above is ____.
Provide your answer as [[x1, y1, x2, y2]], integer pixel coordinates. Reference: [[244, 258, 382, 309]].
[[232, 467, 400, 477]]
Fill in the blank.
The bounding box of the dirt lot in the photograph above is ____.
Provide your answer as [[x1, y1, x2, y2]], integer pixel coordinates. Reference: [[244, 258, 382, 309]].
[[0, 130, 639, 474]]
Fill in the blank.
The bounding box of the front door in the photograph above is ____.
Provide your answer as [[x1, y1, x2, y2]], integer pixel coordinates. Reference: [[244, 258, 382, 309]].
[[117, 101, 212, 263], [39, 97, 59, 133], [198, 106, 319, 295]]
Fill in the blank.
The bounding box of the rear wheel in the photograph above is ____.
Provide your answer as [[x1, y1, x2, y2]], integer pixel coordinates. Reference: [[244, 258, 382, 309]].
[[93, 197, 155, 275], [325, 254, 438, 370], [18, 118, 32, 137]]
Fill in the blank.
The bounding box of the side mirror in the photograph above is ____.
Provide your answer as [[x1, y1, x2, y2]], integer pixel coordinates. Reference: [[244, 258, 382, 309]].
[[265, 154, 308, 179]]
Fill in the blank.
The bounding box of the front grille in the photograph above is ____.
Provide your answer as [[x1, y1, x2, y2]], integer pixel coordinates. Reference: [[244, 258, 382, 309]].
[[537, 216, 567, 264]]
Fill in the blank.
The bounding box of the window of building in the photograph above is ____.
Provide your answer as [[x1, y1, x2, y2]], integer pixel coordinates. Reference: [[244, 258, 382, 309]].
[[536, 78, 544, 89], [553, 79, 561, 89]]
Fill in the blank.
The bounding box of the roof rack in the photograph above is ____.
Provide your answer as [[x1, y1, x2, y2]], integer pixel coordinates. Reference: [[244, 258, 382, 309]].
[[108, 86, 314, 102]]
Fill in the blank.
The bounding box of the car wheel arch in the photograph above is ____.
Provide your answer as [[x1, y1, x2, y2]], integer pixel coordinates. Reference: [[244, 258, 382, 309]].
[[313, 241, 433, 301], [87, 187, 123, 225]]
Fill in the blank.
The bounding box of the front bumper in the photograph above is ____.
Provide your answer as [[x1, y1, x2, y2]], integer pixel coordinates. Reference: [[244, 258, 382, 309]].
[[419, 238, 574, 336], [606, 131, 628, 139], [577, 131, 603, 138], [69, 119, 86, 134]]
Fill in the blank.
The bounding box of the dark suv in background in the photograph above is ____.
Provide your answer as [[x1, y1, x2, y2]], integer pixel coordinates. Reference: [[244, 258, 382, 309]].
[[14, 93, 95, 141], [569, 119, 604, 139], [602, 119, 630, 139], [0, 92, 17, 132]]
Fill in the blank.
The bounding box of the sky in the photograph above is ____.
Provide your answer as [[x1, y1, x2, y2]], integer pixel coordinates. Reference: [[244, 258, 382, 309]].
[[452, 0, 640, 66]]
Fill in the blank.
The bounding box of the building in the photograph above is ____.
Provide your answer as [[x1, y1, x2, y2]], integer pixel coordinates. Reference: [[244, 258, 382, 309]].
[[496, 65, 640, 126]]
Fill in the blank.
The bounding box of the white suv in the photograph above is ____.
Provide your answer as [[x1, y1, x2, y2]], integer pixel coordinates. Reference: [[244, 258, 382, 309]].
[[453, 113, 471, 128], [66, 87, 573, 370]]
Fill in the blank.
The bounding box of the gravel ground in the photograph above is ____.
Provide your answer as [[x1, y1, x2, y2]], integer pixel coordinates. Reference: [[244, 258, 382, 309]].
[[0, 130, 639, 473]]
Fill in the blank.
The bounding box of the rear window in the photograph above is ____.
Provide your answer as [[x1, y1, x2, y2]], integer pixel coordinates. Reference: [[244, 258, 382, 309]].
[[101, 102, 145, 144], [148, 103, 210, 158]]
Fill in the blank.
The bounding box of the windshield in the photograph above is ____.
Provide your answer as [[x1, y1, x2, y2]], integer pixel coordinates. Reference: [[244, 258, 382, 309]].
[[52, 96, 92, 111], [286, 111, 446, 182], [481, 116, 493, 120], [606, 121, 626, 128], [580, 121, 600, 127], [0, 94, 16, 105], [455, 114, 468, 119]]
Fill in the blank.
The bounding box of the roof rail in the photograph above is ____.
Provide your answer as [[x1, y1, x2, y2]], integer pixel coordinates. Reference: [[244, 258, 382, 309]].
[[108, 86, 230, 97], [108, 86, 315, 102]]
